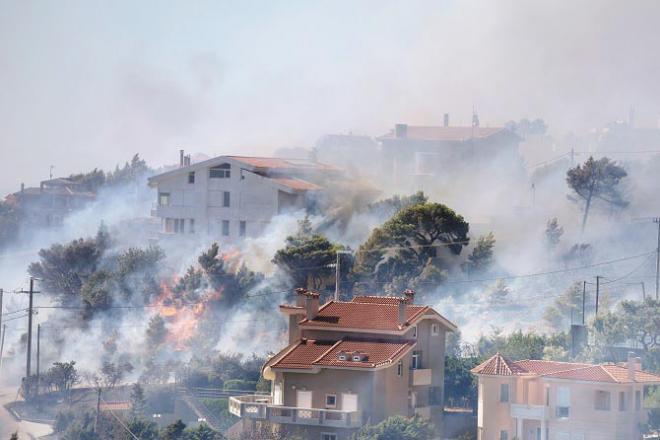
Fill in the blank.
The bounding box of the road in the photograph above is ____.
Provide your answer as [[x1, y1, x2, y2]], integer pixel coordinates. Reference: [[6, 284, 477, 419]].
[[0, 387, 52, 439]]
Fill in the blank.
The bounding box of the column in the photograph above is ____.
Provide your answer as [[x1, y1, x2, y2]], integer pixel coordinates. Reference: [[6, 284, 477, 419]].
[[540, 419, 546, 440]]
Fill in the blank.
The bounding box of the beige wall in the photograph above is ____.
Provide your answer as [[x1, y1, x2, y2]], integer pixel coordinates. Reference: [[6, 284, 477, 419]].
[[477, 374, 651, 440]]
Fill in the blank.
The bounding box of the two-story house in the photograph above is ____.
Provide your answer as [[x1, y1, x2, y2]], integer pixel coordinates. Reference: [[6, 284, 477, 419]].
[[147, 154, 343, 242], [229, 289, 457, 440], [471, 352, 660, 440]]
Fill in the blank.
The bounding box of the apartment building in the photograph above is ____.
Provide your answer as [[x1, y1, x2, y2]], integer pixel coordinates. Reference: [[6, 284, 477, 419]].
[[471, 352, 660, 440], [229, 289, 457, 440], [377, 118, 522, 189], [147, 154, 342, 242]]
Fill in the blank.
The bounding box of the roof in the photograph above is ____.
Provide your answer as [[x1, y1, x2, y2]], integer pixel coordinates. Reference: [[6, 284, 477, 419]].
[[351, 295, 409, 305], [472, 354, 660, 384], [270, 177, 323, 191], [148, 155, 339, 184], [298, 300, 430, 332], [378, 126, 507, 142], [269, 338, 415, 370]]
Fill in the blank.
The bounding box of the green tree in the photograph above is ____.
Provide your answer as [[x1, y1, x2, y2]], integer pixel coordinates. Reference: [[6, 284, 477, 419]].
[[129, 383, 147, 418], [161, 420, 187, 440], [106, 154, 151, 187], [566, 156, 628, 232], [544, 217, 563, 249], [352, 415, 434, 440], [463, 232, 496, 276], [543, 282, 583, 329], [124, 418, 159, 440], [272, 217, 343, 289], [478, 331, 546, 360], [353, 202, 469, 290], [444, 355, 481, 409], [47, 361, 81, 394], [184, 423, 222, 440], [145, 315, 167, 348], [0, 200, 21, 249]]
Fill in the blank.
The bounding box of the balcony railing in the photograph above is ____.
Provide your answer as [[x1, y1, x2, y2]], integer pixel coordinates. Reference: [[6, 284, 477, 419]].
[[510, 403, 550, 420], [229, 395, 362, 428]]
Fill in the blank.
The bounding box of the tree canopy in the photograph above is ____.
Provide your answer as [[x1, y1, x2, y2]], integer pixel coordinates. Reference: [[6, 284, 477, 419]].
[[566, 156, 628, 232], [352, 415, 435, 440]]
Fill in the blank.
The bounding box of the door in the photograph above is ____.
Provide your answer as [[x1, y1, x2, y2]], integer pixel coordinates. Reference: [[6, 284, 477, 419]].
[[342, 393, 358, 412], [296, 390, 312, 409]]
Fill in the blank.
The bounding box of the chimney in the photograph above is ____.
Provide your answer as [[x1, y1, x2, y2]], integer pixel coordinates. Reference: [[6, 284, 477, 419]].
[[179, 149, 185, 167], [296, 288, 320, 320], [398, 298, 407, 327], [395, 123, 408, 138], [472, 113, 480, 128], [634, 357, 642, 371], [403, 289, 415, 304], [40, 181, 44, 193], [443, 113, 450, 127], [20, 183, 24, 193], [627, 352, 636, 381]]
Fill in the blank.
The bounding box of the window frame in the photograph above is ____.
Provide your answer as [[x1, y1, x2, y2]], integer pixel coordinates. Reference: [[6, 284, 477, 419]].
[[222, 220, 230, 236], [239, 220, 247, 237], [499, 430, 508, 440], [618, 391, 626, 411], [500, 383, 510, 403], [189, 218, 195, 234], [209, 163, 231, 179], [325, 394, 337, 409], [411, 326, 417, 338], [594, 390, 611, 411], [223, 191, 230, 207], [158, 192, 170, 206], [397, 360, 403, 377], [188, 171, 195, 184], [411, 352, 420, 370], [321, 434, 337, 440], [431, 323, 440, 335]]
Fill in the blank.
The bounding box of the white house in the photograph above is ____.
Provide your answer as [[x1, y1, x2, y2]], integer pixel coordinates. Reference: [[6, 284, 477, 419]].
[[147, 154, 343, 242]]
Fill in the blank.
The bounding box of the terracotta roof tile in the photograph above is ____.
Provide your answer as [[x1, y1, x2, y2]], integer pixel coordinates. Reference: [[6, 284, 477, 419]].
[[270, 338, 415, 370], [472, 355, 660, 384], [471, 353, 529, 376], [298, 301, 428, 332], [270, 177, 323, 191], [351, 295, 407, 305]]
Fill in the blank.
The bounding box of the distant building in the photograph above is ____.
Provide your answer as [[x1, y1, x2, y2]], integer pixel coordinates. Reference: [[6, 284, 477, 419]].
[[229, 289, 457, 440], [471, 352, 660, 440], [147, 153, 345, 242], [377, 118, 522, 187], [5, 178, 95, 227], [314, 134, 380, 179]]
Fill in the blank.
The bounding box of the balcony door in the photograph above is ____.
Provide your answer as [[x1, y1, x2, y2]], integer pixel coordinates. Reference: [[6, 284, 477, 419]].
[[342, 393, 358, 412], [297, 390, 312, 409]]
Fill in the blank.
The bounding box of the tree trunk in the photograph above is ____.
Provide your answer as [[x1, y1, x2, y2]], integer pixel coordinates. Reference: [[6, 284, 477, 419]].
[[581, 192, 593, 233]]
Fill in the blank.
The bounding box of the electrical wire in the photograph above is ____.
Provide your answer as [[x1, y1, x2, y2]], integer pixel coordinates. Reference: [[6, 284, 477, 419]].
[[99, 396, 141, 440]]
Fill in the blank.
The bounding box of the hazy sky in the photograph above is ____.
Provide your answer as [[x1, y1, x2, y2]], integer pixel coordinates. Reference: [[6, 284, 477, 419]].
[[1, 0, 660, 195]]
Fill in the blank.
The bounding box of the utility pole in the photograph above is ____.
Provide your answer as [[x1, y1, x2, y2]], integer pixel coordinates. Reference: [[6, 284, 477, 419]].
[[641, 282, 646, 300], [595, 276, 602, 316], [570, 148, 575, 167], [654, 218, 660, 300], [18, 277, 39, 393], [36, 324, 41, 397], [0, 324, 5, 375], [582, 281, 586, 325]]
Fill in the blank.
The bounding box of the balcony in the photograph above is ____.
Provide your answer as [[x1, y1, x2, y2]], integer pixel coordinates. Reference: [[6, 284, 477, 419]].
[[510, 403, 550, 420], [229, 395, 362, 428], [411, 369, 433, 386]]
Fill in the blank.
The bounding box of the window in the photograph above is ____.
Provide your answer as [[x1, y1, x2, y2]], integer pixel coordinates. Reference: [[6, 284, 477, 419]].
[[188, 171, 195, 184], [500, 383, 509, 403], [223, 191, 230, 207], [158, 192, 170, 206], [594, 390, 611, 411], [222, 220, 230, 236], [209, 163, 230, 178], [500, 431, 508, 440], [556, 386, 570, 417], [321, 434, 337, 440], [174, 218, 184, 234], [431, 323, 439, 335], [618, 391, 626, 411], [338, 353, 347, 361], [239, 221, 246, 237], [412, 326, 417, 338], [352, 355, 361, 361], [411, 352, 421, 370], [189, 219, 195, 234], [635, 390, 641, 411], [397, 360, 403, 377], [545, 387, 550, 406], [325, 394, 337, 408]]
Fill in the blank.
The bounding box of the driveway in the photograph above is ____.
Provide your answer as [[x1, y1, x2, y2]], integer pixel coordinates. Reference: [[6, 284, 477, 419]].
[[0, 387, 53, 439]]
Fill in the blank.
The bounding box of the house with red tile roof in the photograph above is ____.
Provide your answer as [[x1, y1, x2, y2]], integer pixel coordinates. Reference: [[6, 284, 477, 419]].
[[147, 152, 350, 242], [471, 352, 660, 440], [229, 288, 457, 440], [377, 118, 522, 188]]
